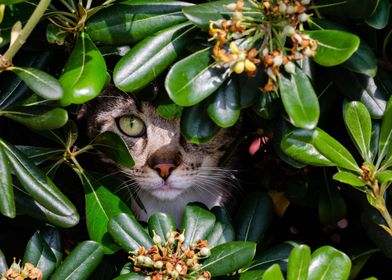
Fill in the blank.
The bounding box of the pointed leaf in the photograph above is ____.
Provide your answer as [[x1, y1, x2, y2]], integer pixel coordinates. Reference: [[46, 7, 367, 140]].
[[165, 47, 226, 106], [4, 106, 68, 130], [87, 0, 191, 45], [202, 241, 256, 276], [80, 171, 134, 254], [0, 139, 77, 217], [207, 78, 240, 128], [91, 131, 134, 168], [333, 171, 366, 187], [180, 102, 220, 144], [0, 145, 14, 218], [180, 204, 215, 247], [366, 0, 390, 29], [378, 97, 392, 168], [59, 32, 107, 106], [114, 23, 195, 92], [235, 192, 273, 243], [50, 241, 104, 280], [308, 246, 351, 280], [349, 249, 379, 280], [262, 263, 284, 280], [307, 30, 360, 66], [148, 212, 176, 243], [8, 66, 63, 100], [287, 245, 311, 280], [376, 170, 392, 184], [343, 101, 372, 161], [278, 67, 319, 129], [108, 213, 155, 252], [23, 231, 57, 280]]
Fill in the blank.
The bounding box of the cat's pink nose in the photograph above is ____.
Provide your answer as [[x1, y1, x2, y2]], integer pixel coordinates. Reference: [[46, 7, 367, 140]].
[[153, 163, 176, 179]]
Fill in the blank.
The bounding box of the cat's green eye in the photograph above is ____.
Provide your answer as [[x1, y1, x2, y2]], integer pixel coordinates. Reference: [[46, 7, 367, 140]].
[[117, 115, 145, 137]]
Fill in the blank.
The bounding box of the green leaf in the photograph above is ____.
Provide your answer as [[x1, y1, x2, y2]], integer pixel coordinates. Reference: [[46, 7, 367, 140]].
[[4, 106, 68, 130], [165, 47, 226, 106], [23, 231, 57, 280], [148, 212, 176, 243], [376, 170, 392, 184], [308, 246, 351, 280], [207, 221, 235, 248], [0, 145, 14, 218], [91, 131, 134, 168], [14, 145, 63, 165], [262, 264, 284, 280], [79, 171, 134, 254], [315, 0, 378, 19], [366, 0, 390, 29], [108, 213, 155, 252], [156, 90, 183, 120], [251, 91, 278, 120], [112, 273, 147, 280], [343, 101, 372, 161], [333, 171, 366, 187], [181, 204, 216, 247], [0, 139, 77, 217], [0, 249, 7, 273], [239, 270, 265, 280], [114, 23, 195, 92], [14, 188, 80, 228], [207, 78, 240, 128], [278, 67, 319, 129], [46, 23, 67, 45], [378, 97, 392, 168], [306, 30, 360, 66], [40, 227, 63, 267], [86, 0, 191, 45], [50, 241, 104, 280], [287, 245, 311, 280], [0, 71, 29, 110], [281, 129, 335, 167], [237, 69, 267, 109], [349, 249, 378, 280], [182, 0, 236, 29], [235, 192, 273, 243], [202, 241, 256, 276], [180, 101, 221, 144], [8, 66, 63, 100], [59, 32, 107, 106]]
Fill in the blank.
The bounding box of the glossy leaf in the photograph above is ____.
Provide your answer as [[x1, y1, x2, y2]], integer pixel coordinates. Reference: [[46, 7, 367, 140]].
[[59, 32, 107, 106], [86, 0, 191, 45], [308, 246, 351, 280], [165, 47, 226, 106], [235, 192, 273, 243], [113, 273, 147, 280], [50, 241, 104, 280], [108, 213, 155, 252], [252, 91, 278, 120], [366, 0, 390, 29], [239, 270, 265, 280], [14, 145, 63, 165], [333, 171, 366, 187], [315, 0, 378, 19], [202, 241, 256, 276], [207, 78, 240, 128], [307, 30, 359, 66], [156, 90, 183, 120], [8, 66, 63, 100], [262, 264, 284, 280], [180, 102, 220, 144], [0, 139, 77, 217], [148, 212, 176, 243], [4, 106, 68, 130], [91, 131, 134, 168], [377, 170, 392, 184], [181, 204, 215, 247], [343, 101, 372, 161], [23, 231, 57, 280], [0, 145, 14, 218], [80, 171, 134, 254], [182, 0, 236, 29], [370, 120, 381, 162], [378, 97, 392, 168], [0, 249, 7, 273], [287, 245, 311, 280], [40, 227, 63, 267], [207, 221, 235, 248], [0, 71, 28, 110], [114, 23, 195, 92], [349, 249, 379, 280], [14, 188, 80, 228], [278, 67, 319, 129]]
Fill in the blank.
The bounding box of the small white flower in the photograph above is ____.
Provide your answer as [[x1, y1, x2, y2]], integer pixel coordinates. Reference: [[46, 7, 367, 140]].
[[284, 61, 296, 74], [301, 0, 311, 5], [273, 54, 283, 67], [298, 13, 309, 22], [283, 25, 296, 37]]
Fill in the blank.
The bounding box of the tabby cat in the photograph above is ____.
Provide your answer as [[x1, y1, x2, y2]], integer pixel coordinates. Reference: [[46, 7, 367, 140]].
[[85, 85, 239, 224]]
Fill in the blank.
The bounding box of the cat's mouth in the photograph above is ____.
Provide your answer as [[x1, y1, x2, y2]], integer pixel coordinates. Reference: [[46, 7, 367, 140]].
[[149, 180, 185, 200]]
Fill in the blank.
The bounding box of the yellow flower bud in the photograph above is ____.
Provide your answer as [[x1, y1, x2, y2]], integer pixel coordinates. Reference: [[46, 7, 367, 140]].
[[244, 59, 257, 72], [234, 61, 245, 74], [229, 41, 241, 54]]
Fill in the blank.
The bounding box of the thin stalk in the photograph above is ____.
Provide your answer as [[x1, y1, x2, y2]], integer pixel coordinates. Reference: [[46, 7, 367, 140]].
[[0, 0, 52, 67], [59, 0, 75, 13]]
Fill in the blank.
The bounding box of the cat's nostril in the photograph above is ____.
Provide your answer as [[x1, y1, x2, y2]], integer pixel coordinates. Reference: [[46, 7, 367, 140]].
[[153, 163, 177, 179]]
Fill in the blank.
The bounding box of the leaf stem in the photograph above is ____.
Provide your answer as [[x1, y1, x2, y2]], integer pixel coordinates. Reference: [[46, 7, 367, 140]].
[[0, 0, 52, 68]]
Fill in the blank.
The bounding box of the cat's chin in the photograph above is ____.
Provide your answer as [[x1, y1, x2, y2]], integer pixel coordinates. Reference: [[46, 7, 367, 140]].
[[149, 183, 184, 200]]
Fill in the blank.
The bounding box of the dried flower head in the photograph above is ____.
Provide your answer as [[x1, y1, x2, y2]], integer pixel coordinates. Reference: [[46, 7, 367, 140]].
[[1, 259, 42, 280]]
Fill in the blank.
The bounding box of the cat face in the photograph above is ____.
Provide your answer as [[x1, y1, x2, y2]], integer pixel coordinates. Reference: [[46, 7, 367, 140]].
[[86, 86, 238, 222]]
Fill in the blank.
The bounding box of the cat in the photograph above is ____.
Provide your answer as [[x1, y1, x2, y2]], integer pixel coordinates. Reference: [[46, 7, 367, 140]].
[[85, 85, 240, 224]]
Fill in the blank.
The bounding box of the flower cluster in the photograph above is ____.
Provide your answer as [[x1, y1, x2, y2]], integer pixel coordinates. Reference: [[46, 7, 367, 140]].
[[1, 259, 42, 280], [129, 231, 211, 280], [209, 0, 318, 92]]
